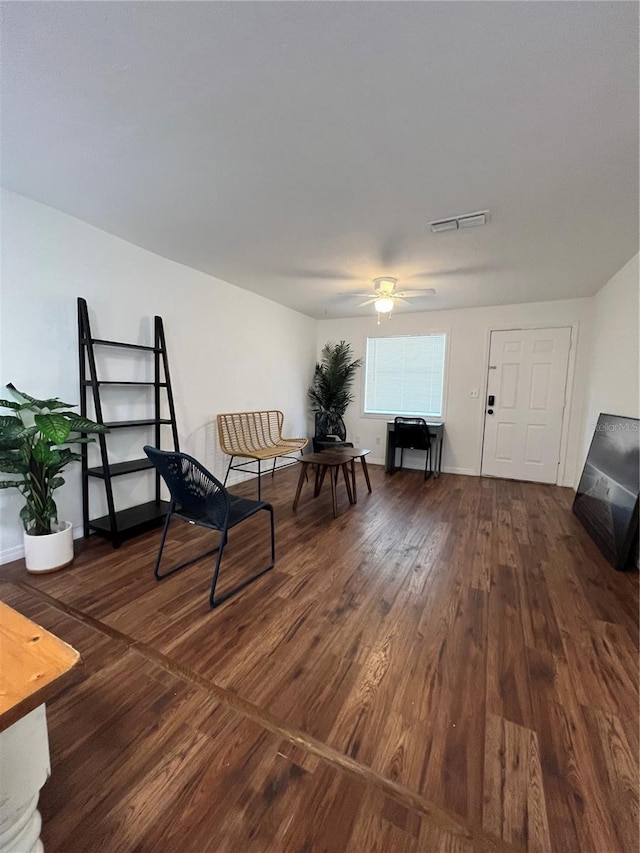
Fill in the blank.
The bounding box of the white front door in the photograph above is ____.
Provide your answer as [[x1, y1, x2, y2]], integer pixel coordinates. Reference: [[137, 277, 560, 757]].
[[481, 327, 571, 483]]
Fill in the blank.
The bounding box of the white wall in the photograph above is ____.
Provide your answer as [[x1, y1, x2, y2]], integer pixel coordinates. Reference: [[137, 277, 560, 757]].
[[0, 190, 317, 563], [580, 253, 639, 466], [317, 298, 594, 485], [2, 189, 632, 565]]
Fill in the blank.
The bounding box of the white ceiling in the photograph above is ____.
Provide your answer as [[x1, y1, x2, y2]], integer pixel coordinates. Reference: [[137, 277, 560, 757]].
[[1, 2, 638, 319]]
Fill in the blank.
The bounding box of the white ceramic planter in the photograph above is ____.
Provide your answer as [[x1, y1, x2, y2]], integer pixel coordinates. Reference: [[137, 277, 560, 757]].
[[23, 521, 74, 574]]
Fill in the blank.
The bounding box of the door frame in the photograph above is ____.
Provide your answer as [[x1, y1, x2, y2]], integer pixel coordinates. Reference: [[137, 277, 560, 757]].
[[477, 322, 580, 486]]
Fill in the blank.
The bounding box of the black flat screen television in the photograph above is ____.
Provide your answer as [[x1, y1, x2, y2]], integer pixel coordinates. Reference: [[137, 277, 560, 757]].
[[573, 413, 639, 571]]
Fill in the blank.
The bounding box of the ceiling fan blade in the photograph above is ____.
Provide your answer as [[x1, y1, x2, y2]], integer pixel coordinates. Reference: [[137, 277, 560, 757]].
[[358, 298, 377, 307], [394, 297, 411, 306], [396, 288, 436, 298]]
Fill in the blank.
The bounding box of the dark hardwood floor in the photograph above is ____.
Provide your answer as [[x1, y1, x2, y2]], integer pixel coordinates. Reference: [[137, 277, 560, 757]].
[[1, 465, 637, 852]]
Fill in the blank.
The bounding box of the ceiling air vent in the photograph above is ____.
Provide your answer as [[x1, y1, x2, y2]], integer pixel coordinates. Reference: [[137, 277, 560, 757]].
[[429, 210, 489, 233], [430, 218, 458, 233]]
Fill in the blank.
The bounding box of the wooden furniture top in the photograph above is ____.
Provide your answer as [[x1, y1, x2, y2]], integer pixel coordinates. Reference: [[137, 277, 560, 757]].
[[386, 420, 444, 429], [319, 447, 371, 458], [0, 601, 81, 732], [297, 451, 353, 466]]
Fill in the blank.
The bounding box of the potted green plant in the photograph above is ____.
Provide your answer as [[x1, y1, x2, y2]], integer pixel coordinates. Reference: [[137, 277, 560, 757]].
[[308, 341, 362, 450], [0, 383, 108, 573]]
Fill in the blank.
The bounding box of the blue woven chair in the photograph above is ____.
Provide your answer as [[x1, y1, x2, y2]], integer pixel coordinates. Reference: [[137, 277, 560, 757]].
[[143, 446, 275, 608]]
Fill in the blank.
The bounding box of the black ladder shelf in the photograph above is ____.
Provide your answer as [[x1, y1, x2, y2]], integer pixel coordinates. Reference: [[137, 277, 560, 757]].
[[78, 297, 179, 547]]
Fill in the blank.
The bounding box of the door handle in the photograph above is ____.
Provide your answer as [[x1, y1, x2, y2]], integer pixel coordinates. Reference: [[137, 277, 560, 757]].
[[488, 395, 495, 406], [487, 409, 494, 415]]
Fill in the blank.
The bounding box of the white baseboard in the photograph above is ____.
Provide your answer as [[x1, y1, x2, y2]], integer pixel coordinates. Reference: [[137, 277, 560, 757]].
[[1, 525, 84, 567], [366, 456, 385, 466], [441, 466, 478, 476], [0, 542, 25, 566], [381, 460, 477, 477]]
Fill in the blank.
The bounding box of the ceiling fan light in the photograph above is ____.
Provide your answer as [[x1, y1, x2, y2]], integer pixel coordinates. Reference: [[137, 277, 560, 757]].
[[374, 296, 394, 314], [373, 276, 397, 293]]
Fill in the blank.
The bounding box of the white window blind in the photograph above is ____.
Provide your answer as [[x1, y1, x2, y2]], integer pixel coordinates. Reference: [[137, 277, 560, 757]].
[[364, 333, 447, 418]]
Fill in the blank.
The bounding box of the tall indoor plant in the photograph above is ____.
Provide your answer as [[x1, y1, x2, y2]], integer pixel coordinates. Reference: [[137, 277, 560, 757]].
[[0, 383, 108, 572], [308, 341, 362, 441]]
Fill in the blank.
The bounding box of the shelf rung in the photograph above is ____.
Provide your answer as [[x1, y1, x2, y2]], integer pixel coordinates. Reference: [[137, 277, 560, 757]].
[[82, 381, 168, 387], [102, 419, 173, 429], [88, 501, 170, 540], [87, 459, 154, 478], [82, 338, 159, 353]]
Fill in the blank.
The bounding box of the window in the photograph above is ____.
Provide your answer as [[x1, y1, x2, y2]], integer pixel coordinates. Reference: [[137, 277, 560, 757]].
[[364, 333, 447, 418]]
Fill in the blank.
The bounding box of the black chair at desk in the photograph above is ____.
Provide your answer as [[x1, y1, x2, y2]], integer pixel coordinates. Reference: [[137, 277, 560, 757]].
[[393, 417, 432, 481]]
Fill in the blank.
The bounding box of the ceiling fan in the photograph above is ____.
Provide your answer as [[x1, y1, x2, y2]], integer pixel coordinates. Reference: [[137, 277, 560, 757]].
[[353, 277, 436, 323]]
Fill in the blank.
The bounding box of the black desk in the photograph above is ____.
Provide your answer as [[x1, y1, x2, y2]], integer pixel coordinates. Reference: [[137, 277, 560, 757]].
[[385, 421, 444, 477]]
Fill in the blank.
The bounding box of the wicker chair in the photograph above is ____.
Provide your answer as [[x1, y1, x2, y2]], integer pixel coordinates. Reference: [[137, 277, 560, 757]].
[[143, 446, 275, 609], [217, 410, 307, 499]]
